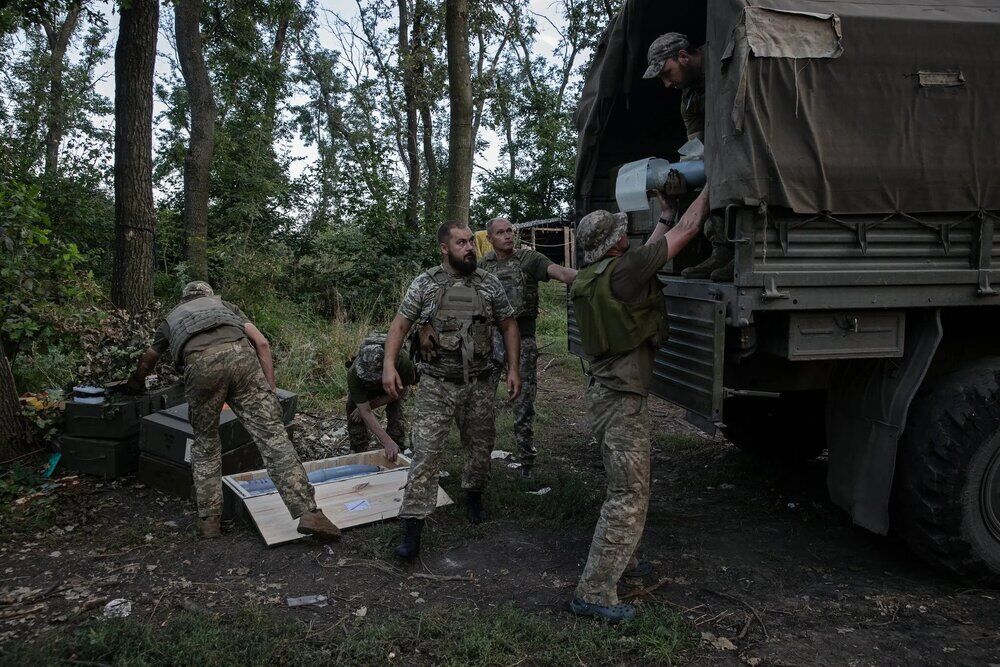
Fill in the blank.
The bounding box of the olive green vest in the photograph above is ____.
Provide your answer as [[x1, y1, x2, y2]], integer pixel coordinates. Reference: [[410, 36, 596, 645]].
[[427, 266, 494, 381], [480, 249, 537, 320], [165, 296, 246, 362], [570, 256, 668, 358]]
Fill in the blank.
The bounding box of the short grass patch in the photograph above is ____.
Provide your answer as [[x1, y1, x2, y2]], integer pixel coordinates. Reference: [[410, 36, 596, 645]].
[[3, 601, 692, 667]]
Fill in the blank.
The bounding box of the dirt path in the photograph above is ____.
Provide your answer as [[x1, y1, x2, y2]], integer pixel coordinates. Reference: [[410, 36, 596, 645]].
[[2, 359, 999, 665]]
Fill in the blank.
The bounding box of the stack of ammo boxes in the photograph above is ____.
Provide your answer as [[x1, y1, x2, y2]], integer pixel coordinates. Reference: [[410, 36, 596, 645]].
[[137, 389, 298, 499], [60, 384, 186, 479]]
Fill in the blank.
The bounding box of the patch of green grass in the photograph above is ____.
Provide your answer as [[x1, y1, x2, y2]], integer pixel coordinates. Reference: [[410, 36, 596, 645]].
[[3, 602, 692, 666]]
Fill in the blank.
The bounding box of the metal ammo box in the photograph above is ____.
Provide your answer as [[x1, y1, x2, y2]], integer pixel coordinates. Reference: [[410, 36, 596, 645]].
[[63, 383, 185, 440], [139, 442, 264, 511], [138, 389, 297, 464], [58, 435, 140, 479]]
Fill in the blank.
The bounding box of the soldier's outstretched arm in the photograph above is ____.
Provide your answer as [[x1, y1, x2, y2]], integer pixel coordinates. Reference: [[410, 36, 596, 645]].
[[665, 187, 709, 260], [547, 263, 578, 284], [383, 314, 414, 400], [244, 323, 277, 390], [354, 400, 400, 462], [499, 317, 521, 400]]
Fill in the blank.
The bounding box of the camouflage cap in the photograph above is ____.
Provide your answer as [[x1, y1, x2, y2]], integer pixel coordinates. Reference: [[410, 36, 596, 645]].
[[354, 342, 386, 384], [577, 210, 628, 266], [642, 32, 690, 79], [181, 281, 214, 299]]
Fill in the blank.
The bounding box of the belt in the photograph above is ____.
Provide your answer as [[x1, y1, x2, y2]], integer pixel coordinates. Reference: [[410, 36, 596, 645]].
[[425, 368, 493, 385]]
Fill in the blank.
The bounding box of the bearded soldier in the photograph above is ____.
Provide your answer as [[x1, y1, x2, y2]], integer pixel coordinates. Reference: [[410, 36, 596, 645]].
[[126, 281, 340, 541], [480, 217, 577, 476], [568, 205, 703, 623], [644, 31, 729, 282], [382, 222, 522, 560]]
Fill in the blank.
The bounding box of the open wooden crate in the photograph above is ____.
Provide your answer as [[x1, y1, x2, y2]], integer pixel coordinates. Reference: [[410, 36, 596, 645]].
[[222, 450, 452, 546]]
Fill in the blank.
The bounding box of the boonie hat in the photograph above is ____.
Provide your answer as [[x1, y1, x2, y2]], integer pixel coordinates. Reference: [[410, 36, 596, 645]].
[[643, 32, 690, 79], [577, 210, 628, 266]]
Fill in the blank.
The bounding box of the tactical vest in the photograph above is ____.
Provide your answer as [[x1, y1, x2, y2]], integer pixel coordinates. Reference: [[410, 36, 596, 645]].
[[428, 266, 494, 381], [480, 249, 538, 320], [570, 257, 668, 358], [165, 296, 246, 362]]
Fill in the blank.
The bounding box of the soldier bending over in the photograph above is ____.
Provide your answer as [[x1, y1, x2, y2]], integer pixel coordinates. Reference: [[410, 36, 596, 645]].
[[127, 281, 340, 541]]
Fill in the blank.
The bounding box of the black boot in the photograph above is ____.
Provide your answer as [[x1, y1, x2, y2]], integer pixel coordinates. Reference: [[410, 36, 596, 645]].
[[466, 490, 487, 524], [394, 518, 423, 560]]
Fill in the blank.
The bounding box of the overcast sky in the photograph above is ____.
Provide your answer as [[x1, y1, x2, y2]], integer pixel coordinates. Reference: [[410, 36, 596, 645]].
[[77, 0, 574, 193]]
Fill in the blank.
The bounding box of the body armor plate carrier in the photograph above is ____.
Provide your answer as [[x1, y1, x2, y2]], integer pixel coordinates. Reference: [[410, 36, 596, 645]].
[[165, 296, 246, 363]]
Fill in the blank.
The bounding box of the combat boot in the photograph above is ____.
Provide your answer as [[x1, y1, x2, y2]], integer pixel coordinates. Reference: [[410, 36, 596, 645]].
[[198, 516, 222, 539], [394, 518, 423, 559], [296, 509, 341, 541], [709, 258, 734, 282], [466, 490, 487, 524], [681, 243, 734, 280]]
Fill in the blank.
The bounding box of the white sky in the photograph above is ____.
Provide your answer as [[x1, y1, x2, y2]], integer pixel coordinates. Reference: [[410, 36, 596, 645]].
[[79, 0, 572, 196]]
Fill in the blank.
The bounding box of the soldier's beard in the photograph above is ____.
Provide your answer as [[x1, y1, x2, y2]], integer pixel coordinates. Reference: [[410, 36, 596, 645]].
[[450, 252, 478, 275]]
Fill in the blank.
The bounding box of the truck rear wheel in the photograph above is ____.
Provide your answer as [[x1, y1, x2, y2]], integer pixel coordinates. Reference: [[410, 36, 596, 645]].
[[893, 361, 1000, 583], [722, 391, 826, 461]]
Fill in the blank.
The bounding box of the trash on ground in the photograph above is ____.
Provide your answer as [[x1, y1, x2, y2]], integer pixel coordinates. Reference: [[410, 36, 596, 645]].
[[526, 487, 551, 496], [103, 599, 132, 618], [507, 462, 522, 469], [491, 450, 512, 460], [287, 594, 328, 608]]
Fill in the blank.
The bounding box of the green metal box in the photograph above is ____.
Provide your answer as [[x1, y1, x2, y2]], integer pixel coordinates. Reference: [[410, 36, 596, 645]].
[[58, 434, 140, 479], [63, 384, 185, 439]]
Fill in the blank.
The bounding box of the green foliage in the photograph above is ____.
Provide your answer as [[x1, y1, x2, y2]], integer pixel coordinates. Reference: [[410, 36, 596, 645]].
[[0, 179, 96, 357], [0, 463, 58, 534], [5, 602, 692, 666]]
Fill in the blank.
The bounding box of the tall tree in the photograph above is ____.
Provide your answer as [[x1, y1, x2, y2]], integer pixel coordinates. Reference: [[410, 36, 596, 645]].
[[444, 0, 472, 225], [40, 1, 83, 176], [398, 0, 420, 229], [412, 0, 439, 224], [112, 0, 158, 312], [175, 0, 217, 281], [0, 339, 24, 463]]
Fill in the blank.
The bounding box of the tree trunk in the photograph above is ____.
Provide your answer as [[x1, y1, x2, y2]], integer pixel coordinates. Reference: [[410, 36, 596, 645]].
[[112, 0, 158, 313], [413, 0, 438, 224], [398, 0, 420, 229], [42, 1, 82, 177], [263, 10, 290, 128], [0, 339, 25, 463], [444, 0, 473, 226], [175, 0, 217, 282]]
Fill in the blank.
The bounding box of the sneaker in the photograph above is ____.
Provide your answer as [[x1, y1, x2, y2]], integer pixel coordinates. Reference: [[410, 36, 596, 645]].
[[569, 597, 636, 624]]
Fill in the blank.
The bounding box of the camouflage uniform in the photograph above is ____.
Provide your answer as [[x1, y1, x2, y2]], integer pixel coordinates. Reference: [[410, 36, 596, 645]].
[[570, 210, 668, 608], [184, 340, 315, 519], [345, 337, 413, 452], [396, 265, 515, 520], [481, 249, 553, 465]]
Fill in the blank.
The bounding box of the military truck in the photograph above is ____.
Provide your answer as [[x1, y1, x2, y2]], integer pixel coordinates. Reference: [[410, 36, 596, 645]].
[[570, 0, 1000, 581]]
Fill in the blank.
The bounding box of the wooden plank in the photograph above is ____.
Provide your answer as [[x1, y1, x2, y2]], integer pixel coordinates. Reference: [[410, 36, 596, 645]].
[[222, 450, 452, 546]]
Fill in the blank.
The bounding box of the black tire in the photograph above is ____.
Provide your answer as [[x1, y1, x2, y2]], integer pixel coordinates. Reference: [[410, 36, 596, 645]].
[[722, 390, 826, 461], [893, 361, 1000, 583]]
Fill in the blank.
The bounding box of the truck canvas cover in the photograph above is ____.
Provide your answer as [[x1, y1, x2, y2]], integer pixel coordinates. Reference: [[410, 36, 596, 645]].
[[576, 0, 1000, 216]]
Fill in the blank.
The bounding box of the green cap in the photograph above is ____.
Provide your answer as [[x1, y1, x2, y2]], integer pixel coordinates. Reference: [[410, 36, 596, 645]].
[[643, 32, 690, 79]]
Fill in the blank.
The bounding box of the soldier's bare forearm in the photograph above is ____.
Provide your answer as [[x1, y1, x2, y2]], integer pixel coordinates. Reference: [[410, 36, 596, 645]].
[[665, 187, 710, 261], [500, 317, 520, 376], [127, 348, 159, 390], [383, 315, 412, 373]]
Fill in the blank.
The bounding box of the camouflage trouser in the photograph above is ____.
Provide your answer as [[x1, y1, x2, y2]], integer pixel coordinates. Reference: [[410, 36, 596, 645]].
[[184, 341, 316, 520], [492, 333, 539, 464], [575, 380, 651, 607], [345, 395, 406, 452], [398, 373, 496, 519]]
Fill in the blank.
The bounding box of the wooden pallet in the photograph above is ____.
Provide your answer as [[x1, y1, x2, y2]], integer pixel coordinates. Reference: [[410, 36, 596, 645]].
[[222, 450, 451, 546]]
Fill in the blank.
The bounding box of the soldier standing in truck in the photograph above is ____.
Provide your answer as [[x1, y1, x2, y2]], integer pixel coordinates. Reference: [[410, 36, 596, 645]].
[[381, 222, 521, 560], [126, 281, 341, 541], [480, 217, 578, 477], [568, 205, 704, 623], [644, 31, 731, 282]]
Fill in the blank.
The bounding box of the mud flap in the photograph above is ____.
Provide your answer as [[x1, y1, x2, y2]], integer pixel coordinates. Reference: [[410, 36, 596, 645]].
[[826, 309, 942, 534]]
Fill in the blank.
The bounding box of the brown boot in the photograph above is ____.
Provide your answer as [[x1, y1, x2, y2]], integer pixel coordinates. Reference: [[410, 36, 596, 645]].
[[297, 509, 341, 541], [709, 258, 735, 282], [198, 516, 222, 539], [681, 243, 734, 279]]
